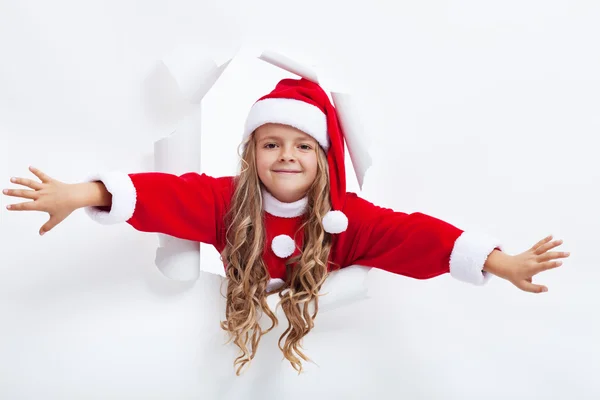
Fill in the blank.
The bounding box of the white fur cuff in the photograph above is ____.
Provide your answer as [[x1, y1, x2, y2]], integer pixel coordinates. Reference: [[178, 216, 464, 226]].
[[83, 171, 137, 225], [449, 231, 503, 286]]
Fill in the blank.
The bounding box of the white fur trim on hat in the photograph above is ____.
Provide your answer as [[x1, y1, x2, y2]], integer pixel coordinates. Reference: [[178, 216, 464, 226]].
[[449, 231, 503, 286], [322, 210, 348, 234], [271, 234, 296, 258], [83, 171, 137, 225], [244, 98, 330, 151]]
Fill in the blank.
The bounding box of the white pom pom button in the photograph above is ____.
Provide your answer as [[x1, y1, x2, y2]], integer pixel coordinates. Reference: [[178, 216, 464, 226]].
[[271, 234, 296, 258]]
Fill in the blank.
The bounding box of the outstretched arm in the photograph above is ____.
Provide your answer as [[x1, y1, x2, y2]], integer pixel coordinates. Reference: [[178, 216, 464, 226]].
[[4, 166, 111, 235], [336, 193, 568, 293], [82, 170, 232, 246], [4, 166, 233, 247]]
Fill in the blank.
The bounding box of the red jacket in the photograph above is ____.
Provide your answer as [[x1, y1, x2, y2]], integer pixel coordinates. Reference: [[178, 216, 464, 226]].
[[85, 171, 501, 286]]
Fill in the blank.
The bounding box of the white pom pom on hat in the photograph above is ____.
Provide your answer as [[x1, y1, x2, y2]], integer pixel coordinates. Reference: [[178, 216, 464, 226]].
[[322, 210, 348, 234]]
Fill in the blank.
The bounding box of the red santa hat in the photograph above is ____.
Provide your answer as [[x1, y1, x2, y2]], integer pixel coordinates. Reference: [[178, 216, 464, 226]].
[[243, 77, 349, 234]]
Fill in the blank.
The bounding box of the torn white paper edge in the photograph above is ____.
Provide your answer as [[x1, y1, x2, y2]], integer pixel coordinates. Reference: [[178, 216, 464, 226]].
[[154, 109, 202, 281], [331, 92, 373, 190], [150, 49, 233, 281], [259, 50, 319, 83], [162, 54, 232, 105], [264, 265, 372, 315], [317, 265, 371, 313]]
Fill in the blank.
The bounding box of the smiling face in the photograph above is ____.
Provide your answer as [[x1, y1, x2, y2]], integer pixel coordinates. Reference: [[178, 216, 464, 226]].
[[254, 123, 319, 203]]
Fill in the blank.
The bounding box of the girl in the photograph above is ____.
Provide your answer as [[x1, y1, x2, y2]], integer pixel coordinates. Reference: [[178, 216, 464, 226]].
[[3, 77, 569, 376]]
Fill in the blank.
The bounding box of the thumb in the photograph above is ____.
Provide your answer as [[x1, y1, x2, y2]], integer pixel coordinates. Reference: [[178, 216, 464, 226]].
[[516, 280, 548, 294], [39, 215, 61, 236]]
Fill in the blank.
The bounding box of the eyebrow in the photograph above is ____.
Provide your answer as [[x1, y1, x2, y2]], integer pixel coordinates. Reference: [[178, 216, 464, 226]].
[[258, 135, 315, 143]]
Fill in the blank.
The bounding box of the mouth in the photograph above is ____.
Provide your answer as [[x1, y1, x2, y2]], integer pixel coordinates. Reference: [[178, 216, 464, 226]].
[[273, 170, 301, 174]]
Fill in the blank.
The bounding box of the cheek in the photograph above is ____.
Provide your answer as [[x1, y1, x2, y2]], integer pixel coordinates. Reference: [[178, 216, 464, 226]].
[[305, 154, 319, 179], [255, 152, 272, 177]]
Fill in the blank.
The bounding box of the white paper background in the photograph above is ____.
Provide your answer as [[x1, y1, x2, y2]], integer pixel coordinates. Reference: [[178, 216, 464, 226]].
[[1, 1, 599, 399]]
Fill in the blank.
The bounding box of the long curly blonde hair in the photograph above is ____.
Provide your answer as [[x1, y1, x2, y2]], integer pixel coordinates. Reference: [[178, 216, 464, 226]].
[[220, 132, 334, 375]]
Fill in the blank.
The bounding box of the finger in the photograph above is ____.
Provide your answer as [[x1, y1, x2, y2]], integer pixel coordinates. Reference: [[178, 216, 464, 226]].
[[518, 280, 548, 294], [5, 201, 40, 211], [530, 259, 564, 275], [2, 188, 39, 200], [29, 166, 53, 183], [531, 235, 553, 251], [40, 216, 60, 236], [537, 251, 570, 262], [535, 239, 564, 255], [9, 176, 43, 190]]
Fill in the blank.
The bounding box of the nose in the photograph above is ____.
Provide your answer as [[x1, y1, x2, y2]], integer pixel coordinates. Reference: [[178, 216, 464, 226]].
[[279, 145, 296, 162]]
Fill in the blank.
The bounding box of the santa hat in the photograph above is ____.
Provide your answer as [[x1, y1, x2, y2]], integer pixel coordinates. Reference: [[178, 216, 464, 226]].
[[243, 78, 349, 234]]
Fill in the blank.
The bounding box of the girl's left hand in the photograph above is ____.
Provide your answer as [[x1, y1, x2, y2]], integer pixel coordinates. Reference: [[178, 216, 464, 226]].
[[484, 235, 570, 293]]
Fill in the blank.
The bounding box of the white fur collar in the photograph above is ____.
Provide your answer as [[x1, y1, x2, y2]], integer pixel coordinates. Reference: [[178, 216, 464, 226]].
[[262, 188, 307, 218]]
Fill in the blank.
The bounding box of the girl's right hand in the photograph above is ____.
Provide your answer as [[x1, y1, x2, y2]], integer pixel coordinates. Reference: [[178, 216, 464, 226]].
[[3, 166, 81, 235]]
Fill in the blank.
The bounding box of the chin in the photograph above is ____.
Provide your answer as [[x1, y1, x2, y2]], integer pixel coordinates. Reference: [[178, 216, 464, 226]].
[[276, 192, 301, 203], [273, 187, 308, 203]]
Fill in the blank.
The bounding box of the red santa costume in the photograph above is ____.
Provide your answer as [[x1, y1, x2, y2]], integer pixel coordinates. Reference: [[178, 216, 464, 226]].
[[84, 77, 502, 398]]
